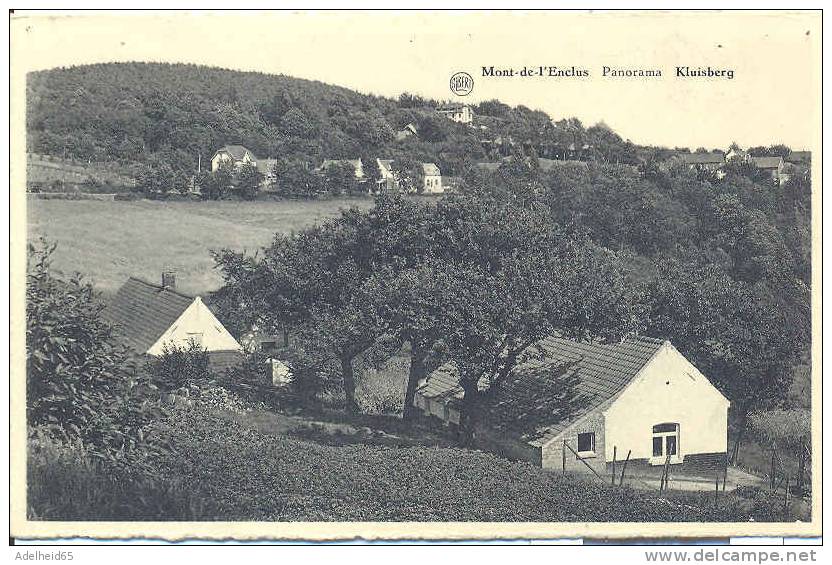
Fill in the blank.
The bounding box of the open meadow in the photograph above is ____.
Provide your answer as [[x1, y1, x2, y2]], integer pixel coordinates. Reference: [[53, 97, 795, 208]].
[[26, 198, 374, 296]]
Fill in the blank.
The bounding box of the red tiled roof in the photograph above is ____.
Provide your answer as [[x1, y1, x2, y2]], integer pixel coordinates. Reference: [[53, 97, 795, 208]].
[[417, 335, 666, 445], [103, 277, 195, 354]]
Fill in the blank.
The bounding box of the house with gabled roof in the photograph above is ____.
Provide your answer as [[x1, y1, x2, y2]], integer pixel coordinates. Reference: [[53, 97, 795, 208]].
[[374, 159, 443, 194], [750, 155, 786, 183], [103, 273, 243, 370], [676, 152, 725, 171], [211, 145, 257, 172], [414, 335, 730, 477]]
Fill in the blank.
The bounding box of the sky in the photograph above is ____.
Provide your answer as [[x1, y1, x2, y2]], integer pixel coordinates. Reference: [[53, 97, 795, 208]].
[[11, 10, 821, 150]]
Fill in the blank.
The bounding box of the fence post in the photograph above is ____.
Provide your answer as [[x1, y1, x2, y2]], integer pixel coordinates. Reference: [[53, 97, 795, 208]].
[[714, 475, 719, 505], [562, 440, 566, 475], [611, 446, 617, 486], [722, 460, 728, 492], [620, 450, 631, 487], [770, 448, 777, 491], [661, 453, 671, 491]]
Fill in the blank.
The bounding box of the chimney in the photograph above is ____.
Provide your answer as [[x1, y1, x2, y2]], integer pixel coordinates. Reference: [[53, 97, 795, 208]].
[[161, 271, 176, 290]]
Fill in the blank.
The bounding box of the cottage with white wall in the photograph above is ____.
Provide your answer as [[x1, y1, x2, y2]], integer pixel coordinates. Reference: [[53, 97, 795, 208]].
[[104, 274, 243, 370], [414, 335, 730, 478], [211, 145, 257, 172]]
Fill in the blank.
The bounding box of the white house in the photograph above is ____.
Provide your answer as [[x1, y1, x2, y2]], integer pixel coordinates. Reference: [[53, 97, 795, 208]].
[[375, 159, 443, 194], [414, 335, 730, 478], [209, 145, 276, 189], [104, 274, 243, 370], [421, 163, 443, 194], [436, 104, 474, 125], [211, 145, 258, 172]]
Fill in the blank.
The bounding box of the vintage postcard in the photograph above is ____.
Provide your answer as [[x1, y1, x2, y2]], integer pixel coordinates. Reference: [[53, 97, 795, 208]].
[[8, 9, 822, 542]]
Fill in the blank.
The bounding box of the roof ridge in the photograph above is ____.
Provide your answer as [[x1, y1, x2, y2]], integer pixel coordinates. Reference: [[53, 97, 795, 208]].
[[125, 276, 196, 300]]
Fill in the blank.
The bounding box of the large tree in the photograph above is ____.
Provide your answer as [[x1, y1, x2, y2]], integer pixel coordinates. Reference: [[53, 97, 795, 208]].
[[645, 258, 806, 463]]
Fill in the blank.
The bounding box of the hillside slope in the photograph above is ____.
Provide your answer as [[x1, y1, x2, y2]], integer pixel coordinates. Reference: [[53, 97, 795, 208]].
[[27, 62, 659, 180], [26, 62, 484, 176]]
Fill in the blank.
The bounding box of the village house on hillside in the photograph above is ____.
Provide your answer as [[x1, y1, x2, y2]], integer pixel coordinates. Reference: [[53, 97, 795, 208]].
[[376, 159, 443, 193], [750, 155, 786, 183], [436, 103, 474, 125], [211, 144, 256, 171], [414, 335, 730, 478], [103, 273, 243, 371], [210, 144, 277, 187]]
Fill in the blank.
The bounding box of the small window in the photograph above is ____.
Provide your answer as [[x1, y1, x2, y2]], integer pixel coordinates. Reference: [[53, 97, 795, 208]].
[[187, 332, 203, 346], [652, 422, 680, 461], [577, 432, 595, 455]]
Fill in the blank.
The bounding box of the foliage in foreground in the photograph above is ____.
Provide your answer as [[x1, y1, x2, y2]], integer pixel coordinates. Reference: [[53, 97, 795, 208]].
[[28, 406, 792, 522]]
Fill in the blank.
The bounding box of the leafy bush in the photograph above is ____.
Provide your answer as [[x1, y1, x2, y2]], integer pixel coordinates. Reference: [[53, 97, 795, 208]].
[[26, 239, 160, 456], [27, 430, 215, 521], [146, 341, 215, 393]]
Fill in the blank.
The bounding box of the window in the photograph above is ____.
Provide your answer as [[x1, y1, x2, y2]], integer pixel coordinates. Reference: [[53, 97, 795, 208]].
[[577, 432, 595, 455], [186, 332, 204, 347], [652, 423, 680, 461]]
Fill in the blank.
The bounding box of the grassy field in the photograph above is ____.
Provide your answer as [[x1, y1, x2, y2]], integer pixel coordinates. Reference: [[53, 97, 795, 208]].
[[27, 198, 373, 296]]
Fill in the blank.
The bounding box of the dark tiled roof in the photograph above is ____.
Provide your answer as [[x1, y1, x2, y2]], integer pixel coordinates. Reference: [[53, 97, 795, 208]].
[[751, 156, 784, 170], [103, 277, 195, 353], [418, 335, 666, 446], [679, 152, 724, 165], [216, 145, 256, 161], [422, 163, 441, 176]]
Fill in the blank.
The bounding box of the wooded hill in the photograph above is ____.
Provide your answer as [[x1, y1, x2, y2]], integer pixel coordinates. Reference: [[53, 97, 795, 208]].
[[27, 62, 674, 179]]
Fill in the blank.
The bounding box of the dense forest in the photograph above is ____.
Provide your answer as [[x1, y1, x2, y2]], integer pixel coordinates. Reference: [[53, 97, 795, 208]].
[[26, 62, 687, 182]]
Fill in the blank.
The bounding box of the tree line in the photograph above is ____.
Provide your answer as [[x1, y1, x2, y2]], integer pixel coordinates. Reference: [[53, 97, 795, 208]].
[[211, 156, 810, 452]]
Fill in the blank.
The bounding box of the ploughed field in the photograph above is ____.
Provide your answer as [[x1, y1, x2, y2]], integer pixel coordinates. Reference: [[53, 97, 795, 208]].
[[27, 198, 373, 296]]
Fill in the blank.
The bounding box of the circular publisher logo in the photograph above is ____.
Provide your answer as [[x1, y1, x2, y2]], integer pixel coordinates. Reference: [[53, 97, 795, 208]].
[[449, 72, 474, 96]]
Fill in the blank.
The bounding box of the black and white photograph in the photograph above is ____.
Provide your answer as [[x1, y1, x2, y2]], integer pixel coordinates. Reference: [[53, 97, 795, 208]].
[[8, 8, 822, 546]]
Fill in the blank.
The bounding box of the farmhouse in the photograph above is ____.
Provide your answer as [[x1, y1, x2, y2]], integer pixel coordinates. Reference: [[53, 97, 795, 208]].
[[104, 273, 243, 370], [414, 335, 730, 477]]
